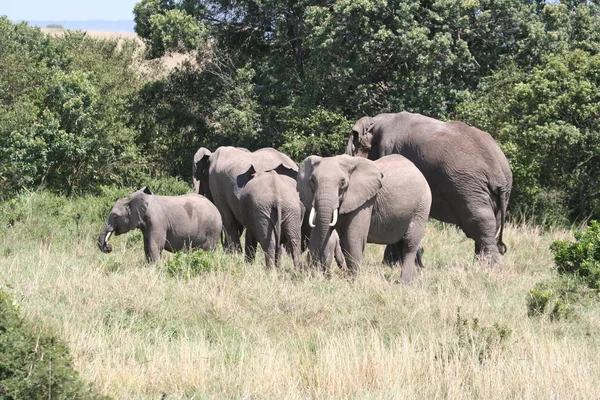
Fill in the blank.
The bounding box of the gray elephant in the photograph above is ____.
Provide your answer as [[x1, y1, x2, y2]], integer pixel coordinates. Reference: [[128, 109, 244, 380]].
[[235, 164, 303, 268], [298, 154, 431, 282], [98, 187, 222, 262], [347, 112, 512, 266], [193, 146, 298, 253], [192, 147, 212, 196]]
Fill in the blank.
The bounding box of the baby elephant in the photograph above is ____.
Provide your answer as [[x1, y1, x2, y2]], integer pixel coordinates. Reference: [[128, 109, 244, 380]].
[[98, 187, 222, 262], [236, 164, 303, 268]]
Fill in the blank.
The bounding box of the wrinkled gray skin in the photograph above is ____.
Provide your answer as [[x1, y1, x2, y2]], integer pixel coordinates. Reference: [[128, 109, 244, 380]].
[[98, 187, 222, 262], [194, 146, 298, 253], [236, 164, 303, 268], [298, 154, 431, 282], [347, 112, 512, 266]]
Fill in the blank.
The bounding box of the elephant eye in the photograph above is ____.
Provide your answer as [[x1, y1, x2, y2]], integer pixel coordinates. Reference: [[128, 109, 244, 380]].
[[339, 179, 348, 189]]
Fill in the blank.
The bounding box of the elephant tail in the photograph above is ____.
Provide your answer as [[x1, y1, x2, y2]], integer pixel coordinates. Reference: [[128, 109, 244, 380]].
[[274, 181, 283, 265], [496, 187, 508, 255]]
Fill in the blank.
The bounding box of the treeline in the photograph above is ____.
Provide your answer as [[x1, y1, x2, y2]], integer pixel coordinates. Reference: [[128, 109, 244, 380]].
[[1, 1, 600, 223]]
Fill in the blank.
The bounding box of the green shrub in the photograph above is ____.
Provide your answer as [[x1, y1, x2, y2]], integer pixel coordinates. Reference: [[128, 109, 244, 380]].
[[550, 220, 600, 289], [164, 249, 220, 278], [279, 107, 352, 163], [0, 288, 107, 399], [527, 277, 585, 320]]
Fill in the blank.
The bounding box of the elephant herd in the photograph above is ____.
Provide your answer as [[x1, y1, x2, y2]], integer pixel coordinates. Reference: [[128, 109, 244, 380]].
[[98, 111, 512, 283]]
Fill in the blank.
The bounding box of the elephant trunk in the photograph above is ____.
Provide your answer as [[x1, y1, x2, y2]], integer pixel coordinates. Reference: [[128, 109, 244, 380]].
[[314, 188, 338, 267], [98, 223, 114, 253]]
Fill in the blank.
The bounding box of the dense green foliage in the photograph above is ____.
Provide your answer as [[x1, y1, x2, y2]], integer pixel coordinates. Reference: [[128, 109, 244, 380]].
[[527, 221, 600, 320], [3, 2, 600, 221], [551, 221, 600, 289], [0, 17, 146, 197], [0, 289, 106, 399]]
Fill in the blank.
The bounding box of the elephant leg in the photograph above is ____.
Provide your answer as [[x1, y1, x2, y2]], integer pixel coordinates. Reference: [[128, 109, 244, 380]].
[[465, 207, 503, 266], [244, 230, 257, 264], [220, 207, 243, 253], [382, 242, 402, 266], [400, 217, 428, 283], [340, 206, 372, 275], [143, 233, 163, 263], [263, 238, 276, 269], [333, 238, 347, 270]]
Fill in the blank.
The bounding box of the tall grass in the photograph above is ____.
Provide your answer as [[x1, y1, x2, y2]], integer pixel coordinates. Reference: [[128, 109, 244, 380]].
[[0, 191, 598, 399]]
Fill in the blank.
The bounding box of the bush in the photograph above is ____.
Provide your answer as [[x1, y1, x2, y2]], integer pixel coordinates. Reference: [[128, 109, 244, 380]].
[[0, 18, 146, 198], [279, 107, 352, 163], [527, 277, 583, 320], [550, 220, 600, 289], [164, 249, 221, 278], [0, 288, 107, 399]]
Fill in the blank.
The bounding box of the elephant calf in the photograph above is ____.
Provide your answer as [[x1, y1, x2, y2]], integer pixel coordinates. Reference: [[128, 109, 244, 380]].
[[98, 187, 222, 262], [236, 164, 304, 268]]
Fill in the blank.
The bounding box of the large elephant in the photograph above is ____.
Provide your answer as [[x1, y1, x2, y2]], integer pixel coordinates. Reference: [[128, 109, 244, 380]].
[[98, 187, 222, 262], [193, 146, 298, 252], [298, 154, 431, 282], [347, 112, 512, 265]]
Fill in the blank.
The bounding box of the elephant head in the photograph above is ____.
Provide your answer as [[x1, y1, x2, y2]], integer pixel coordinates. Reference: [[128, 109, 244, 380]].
[[346, 116, 375, 158], [98, 187, 152, 253], [193, 147, 212, 199], [297, 155, 382, 266], [235, 163, 298, 195]]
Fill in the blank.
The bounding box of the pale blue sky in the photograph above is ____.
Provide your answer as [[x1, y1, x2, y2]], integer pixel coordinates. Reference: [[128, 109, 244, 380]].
[[2, 0, 139, 21]]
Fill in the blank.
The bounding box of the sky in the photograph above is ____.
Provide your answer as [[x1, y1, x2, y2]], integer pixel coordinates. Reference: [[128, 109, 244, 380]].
[[2, 0, 139, 21]]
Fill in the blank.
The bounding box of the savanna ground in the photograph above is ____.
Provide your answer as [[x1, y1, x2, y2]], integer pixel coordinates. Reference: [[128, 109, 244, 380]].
[[1, 189, 599, 399]]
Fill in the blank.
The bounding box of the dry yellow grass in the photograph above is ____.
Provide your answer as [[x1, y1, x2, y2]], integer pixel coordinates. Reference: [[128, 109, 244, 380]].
[[1, 191, 598, 399]]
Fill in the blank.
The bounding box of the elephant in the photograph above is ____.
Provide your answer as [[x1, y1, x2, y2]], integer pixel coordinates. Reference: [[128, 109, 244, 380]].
[[193, 146, 298, 253], [298, 154, 431, 282], [347, 112, 512, 266], [98, 187, 222, 262], [192, 147, 212, 197], [235, 164, 303, 268]]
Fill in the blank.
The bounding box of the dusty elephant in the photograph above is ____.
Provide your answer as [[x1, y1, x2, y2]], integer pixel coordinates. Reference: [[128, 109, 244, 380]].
[[298, 154, 431, 282], [347, 112, 512, 265], [193, 146, 298, 253], [98, 187, 222, 262]]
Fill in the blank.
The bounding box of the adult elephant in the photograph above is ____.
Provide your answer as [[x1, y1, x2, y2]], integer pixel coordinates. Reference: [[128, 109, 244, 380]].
[[193, 146, 298, 252], [298, 154, 431, 282], [347, 112, 512, 265]]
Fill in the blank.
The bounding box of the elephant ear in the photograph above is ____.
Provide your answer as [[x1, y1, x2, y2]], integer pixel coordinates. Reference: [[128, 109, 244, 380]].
[[338, 155, 382, 214], [348, 116, 375, 156], [273, 163, 298, 181], [297, 155, 322, 209], [234, 165, 256, 198], [193, 147, 211, 194], [129, 187, 151, 230]]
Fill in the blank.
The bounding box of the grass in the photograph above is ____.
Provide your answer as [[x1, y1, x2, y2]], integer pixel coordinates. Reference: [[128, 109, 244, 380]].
[[1, 191, 599, 399]]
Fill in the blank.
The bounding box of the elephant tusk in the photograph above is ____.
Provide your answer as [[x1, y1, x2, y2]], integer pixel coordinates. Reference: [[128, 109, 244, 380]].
[[330, 208, 338, 227], [309, 207, 316, 228], [105, 231, 112, 243]]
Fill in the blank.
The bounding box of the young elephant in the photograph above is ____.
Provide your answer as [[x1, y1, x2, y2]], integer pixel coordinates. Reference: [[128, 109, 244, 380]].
[[298, 154, 431, 282], [235, 164, 303, 268], [97, 187, 222, 262]]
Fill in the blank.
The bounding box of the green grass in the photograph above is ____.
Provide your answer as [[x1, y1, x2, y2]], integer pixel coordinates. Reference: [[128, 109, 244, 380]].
[[1, 191, 599, 399]]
